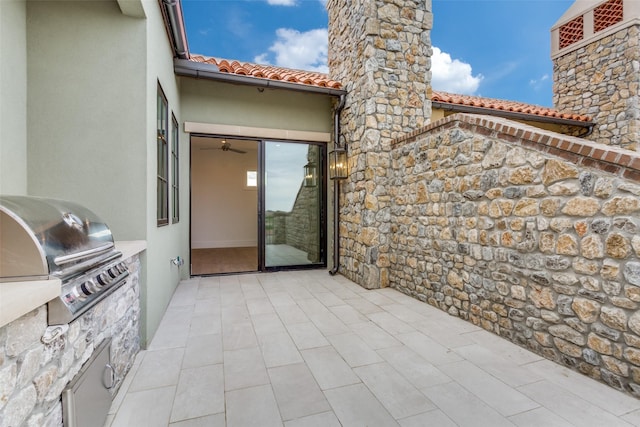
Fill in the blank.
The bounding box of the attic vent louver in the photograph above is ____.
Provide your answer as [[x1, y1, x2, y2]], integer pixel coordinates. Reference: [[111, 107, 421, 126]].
[[594, 0, 624, 32], [559, 15, 584, 49]]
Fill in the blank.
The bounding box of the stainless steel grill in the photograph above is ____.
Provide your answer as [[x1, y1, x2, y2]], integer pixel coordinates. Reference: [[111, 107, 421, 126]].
[[0, 195, 128, 324]]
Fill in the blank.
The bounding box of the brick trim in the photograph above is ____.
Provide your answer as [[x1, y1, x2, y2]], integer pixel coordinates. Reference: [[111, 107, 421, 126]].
[[391, 113, 640, 181]]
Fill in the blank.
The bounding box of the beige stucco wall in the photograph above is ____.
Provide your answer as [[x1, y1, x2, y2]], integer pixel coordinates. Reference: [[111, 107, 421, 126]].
[[179, 78, 333, 133], [24, 0, 188, 347], [0, 0, 28, 195], [26, 0, 147, 239], [142, 0, 189, 347]]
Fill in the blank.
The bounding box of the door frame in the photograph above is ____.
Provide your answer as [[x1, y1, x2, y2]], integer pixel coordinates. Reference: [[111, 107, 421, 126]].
[[189, 133, 327, 275], [258, 139, 327, 272]]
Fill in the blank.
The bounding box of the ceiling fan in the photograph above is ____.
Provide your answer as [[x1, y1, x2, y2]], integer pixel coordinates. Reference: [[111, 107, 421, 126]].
[[201, 140, 246, 154]]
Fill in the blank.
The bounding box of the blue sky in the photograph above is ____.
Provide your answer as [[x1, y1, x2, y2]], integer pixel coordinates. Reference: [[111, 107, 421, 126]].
[[182, 0, 574, 107]]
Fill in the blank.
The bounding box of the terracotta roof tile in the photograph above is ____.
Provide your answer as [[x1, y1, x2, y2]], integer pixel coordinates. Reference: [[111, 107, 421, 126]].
[[432, 90, 592, 123], [189, 55, 342, 89], [188, 55, 591, 124]]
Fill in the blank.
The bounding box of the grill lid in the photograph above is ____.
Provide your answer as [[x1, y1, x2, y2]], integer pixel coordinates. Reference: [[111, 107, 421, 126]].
[[0, 195, 116, 281]]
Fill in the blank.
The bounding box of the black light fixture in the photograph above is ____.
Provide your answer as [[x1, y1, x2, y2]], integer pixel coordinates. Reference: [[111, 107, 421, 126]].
[[329, 148, 348, 180], [304, 161, 317, 187]]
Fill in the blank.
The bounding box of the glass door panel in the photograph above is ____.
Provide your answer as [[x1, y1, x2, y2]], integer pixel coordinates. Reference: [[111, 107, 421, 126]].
[[263, 141, 324, 268]]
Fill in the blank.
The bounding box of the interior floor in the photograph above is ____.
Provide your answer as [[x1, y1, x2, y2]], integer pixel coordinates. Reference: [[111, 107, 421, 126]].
[[191, 247, 258, 275], [191, 245, 317, 275]]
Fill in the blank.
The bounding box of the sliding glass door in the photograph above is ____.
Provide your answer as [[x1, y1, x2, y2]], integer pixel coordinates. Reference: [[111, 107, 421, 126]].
[[262, 141, 325, 269]]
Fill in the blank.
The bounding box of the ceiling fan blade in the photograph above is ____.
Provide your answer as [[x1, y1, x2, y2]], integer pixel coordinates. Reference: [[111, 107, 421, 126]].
[[228, 148, 247, 154]]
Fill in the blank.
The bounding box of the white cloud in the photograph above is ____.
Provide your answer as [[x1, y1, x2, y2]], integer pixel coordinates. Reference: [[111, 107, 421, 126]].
[[266, 0, 297, 5], [254, 53, 270, 64], [254, 35, 482, 95], [255, 28, 328, 73], [529, 74, 550, 91], [431, 47, 483, 95]]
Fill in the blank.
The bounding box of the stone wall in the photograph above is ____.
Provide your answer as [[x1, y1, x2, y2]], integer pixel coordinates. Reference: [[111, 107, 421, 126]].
[[264, 147, 322, 263], [328, 0, 433, 289], [284, 146, 322, 262], [285, 186, 322, 263], [389, 113, 640, 396], [553, 25, 640, 151], [0, 255, 141, 427]]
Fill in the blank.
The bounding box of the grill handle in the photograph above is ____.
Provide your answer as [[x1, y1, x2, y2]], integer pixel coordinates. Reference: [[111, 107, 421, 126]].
[[54, 243, 115, 266]]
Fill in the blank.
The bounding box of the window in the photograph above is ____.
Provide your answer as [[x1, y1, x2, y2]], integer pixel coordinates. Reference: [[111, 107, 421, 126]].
[[171, 114, 179, 223], [246, 170, 257, 188], [157, 84, 169, 226]]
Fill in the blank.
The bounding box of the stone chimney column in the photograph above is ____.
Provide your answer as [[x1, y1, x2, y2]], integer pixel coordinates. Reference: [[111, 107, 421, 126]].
[[552, 0, 640, 150], [328, 0, 432, 288]]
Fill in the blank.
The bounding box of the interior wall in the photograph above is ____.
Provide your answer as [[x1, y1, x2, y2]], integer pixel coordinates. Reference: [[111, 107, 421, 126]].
[[0, 0, 27, 195], [191, 140, 258, 248]]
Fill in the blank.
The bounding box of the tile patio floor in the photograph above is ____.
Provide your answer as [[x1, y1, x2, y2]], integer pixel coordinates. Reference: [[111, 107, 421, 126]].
[[106, 270, 640, 427]]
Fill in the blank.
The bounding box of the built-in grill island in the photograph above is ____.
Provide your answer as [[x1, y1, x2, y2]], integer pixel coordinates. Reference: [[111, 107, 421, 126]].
[[1, 195, 129, 324], [0, 195, 144, 427]]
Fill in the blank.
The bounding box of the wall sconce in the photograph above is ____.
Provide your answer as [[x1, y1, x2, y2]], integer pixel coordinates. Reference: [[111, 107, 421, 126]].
[[329, 148, 348, 180], [304, 161, 317, 187]]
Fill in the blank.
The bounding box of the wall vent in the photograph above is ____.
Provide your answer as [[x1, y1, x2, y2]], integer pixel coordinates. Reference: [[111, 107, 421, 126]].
[[594, 0, 624, 32], [559, 15, 584, 49]]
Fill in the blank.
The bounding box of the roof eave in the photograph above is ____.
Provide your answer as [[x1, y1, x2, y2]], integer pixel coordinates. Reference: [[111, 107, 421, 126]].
[[432, 101, 594, 128], [174, 59, 346, 97]]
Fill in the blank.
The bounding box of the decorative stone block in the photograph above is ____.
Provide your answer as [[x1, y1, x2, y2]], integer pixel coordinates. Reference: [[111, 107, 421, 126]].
[[600, 307, 628, 332], [548, 325, 586, 346], [572, 298, 601, 323]]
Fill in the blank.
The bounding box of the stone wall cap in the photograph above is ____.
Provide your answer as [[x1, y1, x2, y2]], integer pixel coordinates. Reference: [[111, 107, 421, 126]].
[[393, 113, 640, 177]]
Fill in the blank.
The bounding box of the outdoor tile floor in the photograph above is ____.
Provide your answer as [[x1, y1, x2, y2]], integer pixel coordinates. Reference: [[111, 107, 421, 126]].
[[106, 270, 640, 426]]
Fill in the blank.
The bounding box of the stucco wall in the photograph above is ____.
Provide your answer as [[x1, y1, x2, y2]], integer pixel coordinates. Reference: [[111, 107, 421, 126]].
[[26, 0, 147, 239], [142, 0, 189, 347], [179, 78, 333, 133], [387, 113, 640, 397], [24, 0, 188, 347], [0, 0, 27, 195]]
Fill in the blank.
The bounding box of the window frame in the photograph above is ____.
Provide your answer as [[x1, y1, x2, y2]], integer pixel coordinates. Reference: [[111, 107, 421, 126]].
[[171, 113, 180, 224], [157, 83, 169, 227]]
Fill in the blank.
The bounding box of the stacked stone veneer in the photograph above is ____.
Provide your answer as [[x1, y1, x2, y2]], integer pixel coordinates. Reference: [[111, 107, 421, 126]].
[[328, 0, 433, 289], [284, 147, 322, 262], [553, 24, 640, 151], [0, 255, 141, 426], [388, 112, 640, 396]]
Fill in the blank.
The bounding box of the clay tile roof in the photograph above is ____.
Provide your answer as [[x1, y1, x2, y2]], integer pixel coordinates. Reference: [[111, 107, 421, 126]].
[[188, 55, 590, 124], [189, 55, 342, 90], [432, 90, 592, 123]]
